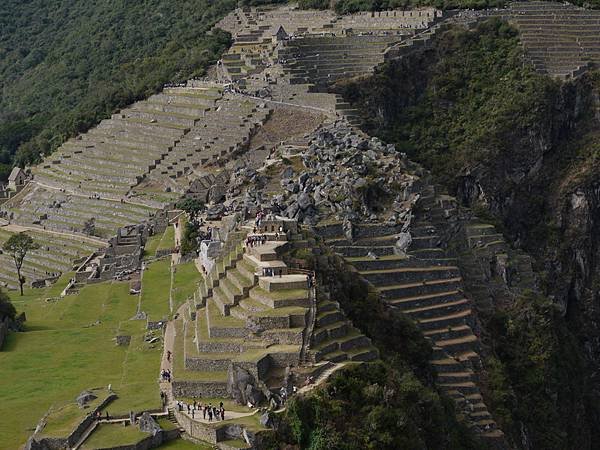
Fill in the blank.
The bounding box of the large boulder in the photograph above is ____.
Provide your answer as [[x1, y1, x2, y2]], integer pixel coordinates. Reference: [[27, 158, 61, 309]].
[[76, 391, 97, 408], [138, 411, 161, 436], [228, 365, 264, 406]]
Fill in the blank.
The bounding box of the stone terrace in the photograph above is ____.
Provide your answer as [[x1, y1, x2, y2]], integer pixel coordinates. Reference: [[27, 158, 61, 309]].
[[3, 184, 156, 239], [278, 35, 402, 89], [314, 181, 504, 442], [172, 226, 376, 399], [215, 6, 439, 83], [148, 93, 272, 186], [506, 1, 600, 77], [0, 226, 104, 290], [32, 85, 223, 199]]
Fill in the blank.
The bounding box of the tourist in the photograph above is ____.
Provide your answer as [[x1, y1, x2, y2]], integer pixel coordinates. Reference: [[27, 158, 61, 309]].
[[221, 408, 225, 421], [208, 408, 213, 422], [167, 350, 171, 362], [192, 409, 195, 419], [203, 405, 207, 420]]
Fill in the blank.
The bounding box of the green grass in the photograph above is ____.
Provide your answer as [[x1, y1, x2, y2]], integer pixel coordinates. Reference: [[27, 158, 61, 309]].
[[155, 438, 214, 449], [141, 258, 171, 321], [143, 233, 163, 259], [42, 392, 106, 438], [172, 261, 202, 311], [81, 423, 148, 449], [157, 226, 176, 252], [0, 278, 161, 448]]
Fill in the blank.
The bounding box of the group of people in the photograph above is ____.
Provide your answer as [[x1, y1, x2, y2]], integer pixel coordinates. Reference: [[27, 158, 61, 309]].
[[160, 369, 172, 382], [246, 234, 267, 247], [177, 400, 226, 422]]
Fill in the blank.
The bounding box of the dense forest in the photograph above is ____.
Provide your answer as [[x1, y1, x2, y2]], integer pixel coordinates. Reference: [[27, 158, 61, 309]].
[[0, 0, 238, 181]]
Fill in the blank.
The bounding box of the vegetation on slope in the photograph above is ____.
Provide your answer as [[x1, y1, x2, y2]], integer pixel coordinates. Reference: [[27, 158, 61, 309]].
[[299, 0, 600, 13], [0, 288, 16, 321], [336, 18, 561, 190], [338, 18, 598, 448], [0, 0, 235, 180], [267, 246, 479, 449]]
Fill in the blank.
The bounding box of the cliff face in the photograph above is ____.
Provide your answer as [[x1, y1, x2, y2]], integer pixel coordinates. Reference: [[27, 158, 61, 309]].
[[337, 19, 600, 449]]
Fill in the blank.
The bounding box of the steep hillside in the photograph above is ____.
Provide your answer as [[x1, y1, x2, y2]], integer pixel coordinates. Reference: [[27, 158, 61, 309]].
[[338, 18, 600, 448], [0, 0, 234, 180]]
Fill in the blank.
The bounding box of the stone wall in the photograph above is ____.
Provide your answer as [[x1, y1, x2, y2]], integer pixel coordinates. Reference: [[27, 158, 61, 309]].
[[26, 394, 117, 450], [0, 317, 8, 351], [171, 380, 229, 398]]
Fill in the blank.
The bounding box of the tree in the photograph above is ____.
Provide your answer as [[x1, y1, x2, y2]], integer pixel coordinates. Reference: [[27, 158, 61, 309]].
[[176, 198, 205, 225], [3, 232, 39, 296], [0, 288, 16, 321]]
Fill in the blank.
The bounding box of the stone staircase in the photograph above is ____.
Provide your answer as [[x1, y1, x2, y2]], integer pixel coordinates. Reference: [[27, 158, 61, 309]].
[[314, 183, 505, 443], [173, 231, 313, 398]]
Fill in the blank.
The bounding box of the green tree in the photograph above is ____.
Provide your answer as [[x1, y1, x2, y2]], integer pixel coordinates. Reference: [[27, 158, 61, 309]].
[[0, 288, 16, 321], [176, 198, 205, 225], [3, 233, 40, 296]]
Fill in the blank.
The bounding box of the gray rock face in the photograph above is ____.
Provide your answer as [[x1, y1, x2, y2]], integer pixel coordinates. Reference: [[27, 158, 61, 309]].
[[394, 232, 412, 255], [227, 365, 264, 406], [76, 391, 97, 408], [138, 411, 161, 435]]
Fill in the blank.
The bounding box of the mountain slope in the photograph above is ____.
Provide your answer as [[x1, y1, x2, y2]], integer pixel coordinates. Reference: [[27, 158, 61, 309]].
[[0, 0, 235, 179]]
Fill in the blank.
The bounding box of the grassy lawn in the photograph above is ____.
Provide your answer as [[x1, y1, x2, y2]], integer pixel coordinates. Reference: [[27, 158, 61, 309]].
[[157, 226, 176, 253], [141, 258, 172, 321], [171, 261, 202, 311], [0, 279, 161, 448], [156, 438, 214, 449], [143, 233, 163, 259], [81, 423, 148, 449]]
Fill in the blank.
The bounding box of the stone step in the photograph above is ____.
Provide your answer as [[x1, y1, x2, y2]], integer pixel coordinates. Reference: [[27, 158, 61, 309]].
[[258, 274, 308, 292], [431, 357, 466, 373], [316, 310, 345, 328], [361, 266, 461, 286], [416, 308, 472, 331], [386, 290, 463, 309], [438, 381, 479, 396], [250, 287, 309, 309], [402, 298, 470, 321], [333, 245, 395, 257], [437, 371, 474, 384], [379, 277, 463, 299], [423, 324, 473, 342], [435, 333, 478, 354]]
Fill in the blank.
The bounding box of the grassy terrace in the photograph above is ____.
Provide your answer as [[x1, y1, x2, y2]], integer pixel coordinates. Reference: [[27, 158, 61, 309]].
[[141, 258, 171, 321], [143, 233, 163, 259], [156, 439, 213, 449], [81, 423, 148, 449], [157, 225, 176, 253], [172, 261, 202, 312], [0, 279, 161, 448]]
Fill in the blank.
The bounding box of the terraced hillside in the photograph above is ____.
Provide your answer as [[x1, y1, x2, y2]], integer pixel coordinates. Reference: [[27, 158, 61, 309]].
[[172, 223, 377, 402], [315, 182, 504, 443], [215, 5, 439, 84], [506, 1, 600, 77], [0, 226, 104, 290]]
